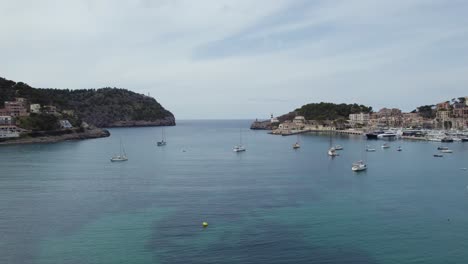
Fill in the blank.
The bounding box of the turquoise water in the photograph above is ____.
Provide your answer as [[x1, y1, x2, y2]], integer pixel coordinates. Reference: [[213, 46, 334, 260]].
[[1, 120, 468, 264]]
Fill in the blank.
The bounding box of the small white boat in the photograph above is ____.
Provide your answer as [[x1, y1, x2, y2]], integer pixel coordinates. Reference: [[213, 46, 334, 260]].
[[334, 145, 343, 150], [293, 142, 300, 149], [352, 160, 367, 171], [328, 147, 339, 157], [233, 145, 246, 152], [382, 143, 390, 149], [365, 145, 376, 152], [111, 139, 128, 162], [441, 149, 453, 153], [397, 146, 402, 151]]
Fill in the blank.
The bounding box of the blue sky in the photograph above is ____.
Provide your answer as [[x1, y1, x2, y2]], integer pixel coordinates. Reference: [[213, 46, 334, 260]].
[[1, 0, 468, 119]]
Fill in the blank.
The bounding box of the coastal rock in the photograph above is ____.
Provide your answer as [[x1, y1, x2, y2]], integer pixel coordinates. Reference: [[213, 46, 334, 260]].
[[0, 128, 110, 145], [250, 120, 273, 130]]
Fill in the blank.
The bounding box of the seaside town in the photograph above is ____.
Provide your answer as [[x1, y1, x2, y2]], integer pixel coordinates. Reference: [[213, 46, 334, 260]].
[[0, 97, 76, 139], [264, 96, 468, 142]]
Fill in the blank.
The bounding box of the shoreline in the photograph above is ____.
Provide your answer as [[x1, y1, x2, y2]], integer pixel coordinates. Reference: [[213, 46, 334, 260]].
[[0, 128, 110, 146]]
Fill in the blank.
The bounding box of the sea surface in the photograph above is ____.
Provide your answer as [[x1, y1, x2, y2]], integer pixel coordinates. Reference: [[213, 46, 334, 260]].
[[1, 120, 468, 264]]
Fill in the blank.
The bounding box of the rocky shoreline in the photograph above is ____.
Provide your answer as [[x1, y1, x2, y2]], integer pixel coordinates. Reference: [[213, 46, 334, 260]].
[[0, 128, 110, 145]]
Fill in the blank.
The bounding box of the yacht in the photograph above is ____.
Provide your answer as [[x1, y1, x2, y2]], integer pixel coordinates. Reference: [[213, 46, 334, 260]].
[[111, 139, 128, 162], [377, 131, 397, 139], [441, 137, 454, 143], [352, 160, 367, 171], [365, 130, 384, 140]]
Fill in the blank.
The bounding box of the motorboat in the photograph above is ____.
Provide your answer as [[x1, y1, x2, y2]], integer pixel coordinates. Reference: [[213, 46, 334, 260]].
[[397, 146, 402, 151], [334, 145, 343, 150], [352, 160, 367, 171], [437, 146, 449, 150], [365, 130, 384, 139], [381, 143, 390, 149], [440, 149, 453, 153], [433, 154, 443, 157], [293, 142, 300, 149], [441, 137, 454, 143]]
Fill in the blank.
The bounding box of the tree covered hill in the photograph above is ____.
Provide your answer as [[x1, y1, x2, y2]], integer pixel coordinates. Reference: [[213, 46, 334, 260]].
[[0, 77, 175, 127], [295, 102, 373, 120]]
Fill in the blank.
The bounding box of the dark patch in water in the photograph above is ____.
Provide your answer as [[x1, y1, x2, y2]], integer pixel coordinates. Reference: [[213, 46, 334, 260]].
[[148, 214, 378, 264]]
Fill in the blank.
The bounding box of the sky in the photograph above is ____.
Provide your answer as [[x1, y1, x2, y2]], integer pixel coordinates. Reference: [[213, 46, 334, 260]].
[[1, 0, 468, 119]]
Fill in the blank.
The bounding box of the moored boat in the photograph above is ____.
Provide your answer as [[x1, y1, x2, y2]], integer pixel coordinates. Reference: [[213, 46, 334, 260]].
[[352, 160, 367, 171]]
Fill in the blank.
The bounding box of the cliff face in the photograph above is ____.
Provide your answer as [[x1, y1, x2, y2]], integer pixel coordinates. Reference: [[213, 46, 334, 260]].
[[0, 77, 175, 128]]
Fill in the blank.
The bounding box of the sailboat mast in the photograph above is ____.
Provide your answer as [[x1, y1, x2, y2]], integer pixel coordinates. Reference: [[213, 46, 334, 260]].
[[240, 128, 242, 145]]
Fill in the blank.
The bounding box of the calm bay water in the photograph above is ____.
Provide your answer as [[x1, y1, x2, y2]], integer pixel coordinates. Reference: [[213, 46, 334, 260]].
[[1, 120, 468, 264]]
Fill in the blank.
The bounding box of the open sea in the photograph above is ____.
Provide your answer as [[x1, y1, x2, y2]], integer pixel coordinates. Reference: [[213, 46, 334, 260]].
[[1, 120, 468, 264]]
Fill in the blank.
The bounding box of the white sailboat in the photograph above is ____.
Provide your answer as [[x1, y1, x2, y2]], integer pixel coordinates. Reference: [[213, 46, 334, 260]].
[[293, 134, 300, 149], [111, 139, 128, 162], [328, 133, 338, 157], [233, 128, 246, 152], [157, 127, 167, 146], [352, 141, 368, 171]]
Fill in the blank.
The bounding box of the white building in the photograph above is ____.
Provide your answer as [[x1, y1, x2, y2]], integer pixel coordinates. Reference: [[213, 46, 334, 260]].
[[0, 116, 13, 125], [270, 114, 279, 124], [293, 116, 306, 125], [349, 113, 370, 125], [30, 104, 41, 114], [59, 120, 73, 129]]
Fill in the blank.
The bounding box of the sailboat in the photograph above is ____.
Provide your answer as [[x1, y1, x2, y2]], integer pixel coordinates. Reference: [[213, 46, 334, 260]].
[[293, 134, 300, 149], [352, 140, 367, 171], [111, 139, 128, 162], [328, 132, 338, 157], [157, 127, 167, 146], [233, 128, 246, 152]]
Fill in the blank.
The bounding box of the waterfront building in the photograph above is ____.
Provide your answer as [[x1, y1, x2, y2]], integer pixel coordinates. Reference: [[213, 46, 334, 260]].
[[436, 110, 451, 120], [293, 116, 306, 125], [437, 101, 451, 111], [0, 116, 13, 126], [4, 98, 29, 117], [0, 125, 21, 138], [453, 108, 468, 119], [349, 113, 370, 126]]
